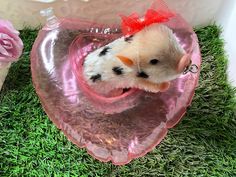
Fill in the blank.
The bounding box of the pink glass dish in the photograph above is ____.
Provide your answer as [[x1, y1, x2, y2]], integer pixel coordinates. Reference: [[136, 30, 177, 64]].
[[31, 14, 201, 164]]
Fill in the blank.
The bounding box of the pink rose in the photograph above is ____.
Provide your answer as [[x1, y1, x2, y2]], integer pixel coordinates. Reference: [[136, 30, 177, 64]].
[[0, 19, 23, 62]]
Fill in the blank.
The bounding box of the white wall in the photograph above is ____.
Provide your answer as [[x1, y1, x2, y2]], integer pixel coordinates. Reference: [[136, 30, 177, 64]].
[[216, 0, 236, 86], [0, 0, 223, 29]]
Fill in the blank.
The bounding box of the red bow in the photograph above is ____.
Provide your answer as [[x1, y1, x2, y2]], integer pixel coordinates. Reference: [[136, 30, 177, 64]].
[[120, 0, 175, 36]]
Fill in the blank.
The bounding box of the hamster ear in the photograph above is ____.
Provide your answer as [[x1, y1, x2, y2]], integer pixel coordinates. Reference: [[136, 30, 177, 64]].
[[116, 55, 134, 67], [176, 54, 191, 73], [159, 82, 170, 92]]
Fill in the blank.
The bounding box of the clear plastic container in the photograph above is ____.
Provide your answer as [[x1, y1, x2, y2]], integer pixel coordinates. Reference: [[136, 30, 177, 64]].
[[31, 0, 201, 165]]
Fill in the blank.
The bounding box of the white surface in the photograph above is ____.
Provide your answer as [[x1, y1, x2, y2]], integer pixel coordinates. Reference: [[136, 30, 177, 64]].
[[216, 0, 236, 86], [0, 0, 223, 29]]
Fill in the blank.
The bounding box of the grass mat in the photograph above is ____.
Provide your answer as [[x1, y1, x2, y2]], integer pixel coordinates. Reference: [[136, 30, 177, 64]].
[[1, 25, 236, 176]]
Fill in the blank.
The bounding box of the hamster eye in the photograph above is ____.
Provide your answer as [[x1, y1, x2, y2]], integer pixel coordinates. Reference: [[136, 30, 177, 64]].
[[150, 59, 160, 65]]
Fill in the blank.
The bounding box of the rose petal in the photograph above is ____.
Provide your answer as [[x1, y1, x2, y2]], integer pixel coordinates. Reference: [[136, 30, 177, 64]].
[[0, 44, 12, 57], [0, 20, 19, 35], [0, 19, 23, 62], [0, 28, 18, 42], [2, 39, 13, 49], [2, 39, 19, 58], [0, 33, 13, 39]]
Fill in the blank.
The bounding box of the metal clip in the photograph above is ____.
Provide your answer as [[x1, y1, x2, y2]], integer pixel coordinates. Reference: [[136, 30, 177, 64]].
[[183, 64, 199, 75]]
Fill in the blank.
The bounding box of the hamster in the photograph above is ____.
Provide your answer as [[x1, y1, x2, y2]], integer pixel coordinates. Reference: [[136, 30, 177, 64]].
[[83, 23, 191, 96]]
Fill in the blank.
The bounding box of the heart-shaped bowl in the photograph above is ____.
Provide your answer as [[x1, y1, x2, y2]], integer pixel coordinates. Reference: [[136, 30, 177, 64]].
[[31, 14, 201, 164], [69, 32, 143, 114]]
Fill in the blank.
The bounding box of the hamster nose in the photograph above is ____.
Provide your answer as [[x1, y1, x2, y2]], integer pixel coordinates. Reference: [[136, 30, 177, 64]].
[[176, 54, 191, 73]]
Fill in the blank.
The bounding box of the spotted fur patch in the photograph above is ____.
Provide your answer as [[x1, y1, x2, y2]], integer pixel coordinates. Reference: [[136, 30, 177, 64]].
[[112, 67, 124, 75], [137, 71, 149, 79], [124, 35, 134, 43], [90, 74, 101, 82], [99, 47, 111, 56]]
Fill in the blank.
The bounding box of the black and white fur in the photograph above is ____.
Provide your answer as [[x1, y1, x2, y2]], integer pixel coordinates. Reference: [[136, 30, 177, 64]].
[[83, 24, 186, 95]]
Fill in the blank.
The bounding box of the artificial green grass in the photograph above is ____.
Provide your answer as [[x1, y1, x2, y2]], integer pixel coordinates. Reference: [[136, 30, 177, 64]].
[[1, 25, 236, 177]]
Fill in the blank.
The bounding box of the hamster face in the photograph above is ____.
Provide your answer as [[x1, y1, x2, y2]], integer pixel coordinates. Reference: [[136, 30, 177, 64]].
[[117, 24, 189, 84], [83, 23, 192, 95]]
